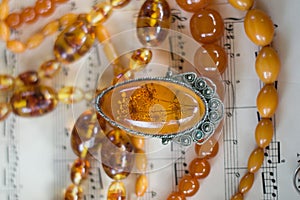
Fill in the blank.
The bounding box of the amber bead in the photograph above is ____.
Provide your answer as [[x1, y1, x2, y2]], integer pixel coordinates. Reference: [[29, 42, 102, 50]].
[[6, 40, 26, 53], [130, 135, 145, 150], [20, 7, 37, 24], [136, 0, 171, 46], [195, 138, 219, 159], [0, 21, 10, 41], [97, 80, 206, 136], [38, 60, 61, 78], [110, 0, 131, 8], [35, 0, 55, 16], [53, 0, 69, 3], [88, 2, 113, 26], [10, 85, 58, 117], [54, 20, 95, 64], [107, 181, 126, 200], [248, 147, 264, 173], [135, 149, 147, 173], [135, 174, 148, 197], [167, 192, 186, 200], [130, 48, 152, 71], [176, 0, 208, 12], [189, 158, 210, 179], [17, 70, 39, 85], [70, 158, 90, 185], [5, 13, 21, 28], [256, 84, 278, 118], [59, 13, 78, 28], [64, 184, 83, 200], [255, 46, 280, 84], [95, 24, 110, 42], [71, 109, 105, 158], [244, 9, 274, 46], [101, 129, 134, 180], [178, 175, 199, 197], [0, 74, 15, 91], [0, 0, 9, 21], [231, 193, 244, 200], [229, 0, 254, 11], [58, 86, 84, 104], [42, 20, 59, 36], [0, 102, 11, 121], [239, 172, 254, 194], [255, 118, 274, 148], [190, 9, 224, 44], [26, 33, 45, 49]]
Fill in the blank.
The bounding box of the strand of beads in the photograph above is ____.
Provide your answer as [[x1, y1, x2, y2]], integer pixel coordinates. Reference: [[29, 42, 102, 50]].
[[227, 0, 280, 199]]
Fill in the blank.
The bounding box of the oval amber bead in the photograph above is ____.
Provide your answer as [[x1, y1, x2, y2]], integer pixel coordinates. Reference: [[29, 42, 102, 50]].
[[58, 86, 84, 104], [10, 85, 58, 117], [0, 0, 9, 20], [0, 102, 11, 121], [17, 70, 39, 85], [88, 2, 113, 26], [256, 84, 278, 118], [136, 174, 148, 197], [54, 20, 95, 64], [231, 193, 244, 200], [95, 24, 110, 42], [34, 0, 55, 16], [190, 9, 224, 44], [42, 20, 59, 36], [178, 175, 199, 197], [255, 46, 280, 84], [255, 118, 274, 148], [244, 9, 274, 46], [64, 184, 83, 200], [135, 149, 147, 173], [70, 158, 90, 185], [129, 135, 145, 150], [97, 79, 206, 136], [167, 192, 186, 200], [176, 0, 208, 12], [136, 0, 171, 46], [195, 138, 219, 159], [5, 13, 21, 28], [7, 40, 26, 53], [228, 0, 254, 11], [0, 74, 15, 91], [101, 129, 134, 180], [38, 59, 61, 78], [107, 181, 126, 200], [0, 21, 10, 41], [20, 7, 37, 24], [130, 48, 152, 71], [59, 13, 78, 28], [248, 147, 264, 173], [26, 33, 45, 49], [189, 158, 210, 179], [110, 0, 130, 8], [239, 172, 254, 194]]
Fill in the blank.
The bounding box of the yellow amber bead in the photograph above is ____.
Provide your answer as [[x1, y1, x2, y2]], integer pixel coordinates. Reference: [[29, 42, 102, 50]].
[[176, 0, 208, 12], [244, 9, 274, 46], [95, 24, 110, 42], [10, 85, 58, 117], [178, 175, 200, 197], [58, 86, 84, 104], [137, 0, 171, 46], [136, 174, 148, 197], [7, 40, 26, 53], [88, 2, 113, 26], [38, 60, 61, 79], [0, 21, 10, 41], [42, 20, 59, 36], [255, 46, 280, 84], [255, 118, 274, 148], [0, 0, 9, 20], [64, 184, 83, 200], [107, 181, 126, 200], [135, 149, 147, 173], [248, 147, 264, 173], [0, 102, 11, 121], [228, 0, 254, 11], [59, 13, 78, 28], [130, 48, 152, 71], [110, 0, 130, 8], [0, 74, 15, 91], [26, 33, 44, 49], [129, 135, 145, 150], [70, 158, 90, 185], [167, 192, 186, 200], [256, 84, 278, 118], [239, 172, 254, 194], [17, 70, 39, 85], [231, 193, 244, 200]]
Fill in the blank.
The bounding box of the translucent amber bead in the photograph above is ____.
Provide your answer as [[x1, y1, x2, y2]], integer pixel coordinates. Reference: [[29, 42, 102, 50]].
[[178, 175, 199, 197], [176, 0, 208, 12], [255, 119, 274, 148], [107, 181, 126, 200], [58, 86, 84, 104], [35, 0, 55, 16], [244, 9, 274, 46], [5, 13, 21, 28], [135, 149, 147, 173], [10, 85, 58, 117], [20, 7, 37, 23], [64, 184, 83, 200], [95, 24, 110, 42], [42, 20, 59, 36], [255, 46, 280, 84], [247, 147, 264, 173], [231, 193, 244, 200], [129, 135, 145, 150], [256, 84, 278, 118], [135, 174, 148, 197], [239, 172, 254, 194], [0, 21, 10, 41], [6, 40, 26, 53], [70, 158, 90, 185], [38, 60, 61, 78], [0, 0, 9, 20], [71, 109, 105, 158], [136, 0, 171, 46], [167, 192, 186, 200], [190, 8, 224, 44], [110, 0, 130, 8], [189, 158, 210, 179], [101, 129, 134, 180], [59, 13, 78, 28], [54, 20, 95, 63], [17, 70, 39, 85], [0, 74, 15, 91], [130, 48, 152, 71], [26, 33, 45, 49], [88, 2, 113, 26], [229, 0, 254, 11], [0, 102, 11, 121], [195, 138, 219, 159]]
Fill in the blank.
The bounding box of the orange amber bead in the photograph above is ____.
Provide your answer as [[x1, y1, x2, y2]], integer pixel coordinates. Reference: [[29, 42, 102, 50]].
[[53, 0, 69, 3], [107, 181, 126, 200], [135, 174, 148, 197], [129, 135, 145, 150], [176, 0, 208, 12], [231, 192, 244, 200], [0, 102, 11, 121], [0, 21, 10, 41], [20, 7, 37, 24], [255, 118, 274, 148], [95, 24, 110, 42], [64, 184, 83, 200], [0, 74, 15, 91], [195, 138, 219, 159], [248, 147, 264, 173], [26, 33, 45, 49], [239, 172, 254, 194], [5, 13, 21, 28], [6, 40, 26, 53], [189, 158, 210, 179], [17, 70, 39, 85], [59, 13, 78, 28], [256, 84, 278, 118], [42, 20, 59, 36], [135, 149, 147, 173], [178, 175, 199, 197], [110, 0, 131, 8], [35, 0, 55, 16], [229, 0, 254, 11], [70, 158, 90, 185], [190, 8, 224, 44], [0, 0, 9, 21], [167, 192, 186, 200], [38, 60, 61, 78]]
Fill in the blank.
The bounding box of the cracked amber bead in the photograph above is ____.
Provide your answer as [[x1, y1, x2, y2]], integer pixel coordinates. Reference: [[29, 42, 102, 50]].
[[107, 181, 126, 200]]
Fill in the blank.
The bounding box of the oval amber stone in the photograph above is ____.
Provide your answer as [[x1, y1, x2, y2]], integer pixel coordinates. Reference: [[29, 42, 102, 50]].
[[239, 172, 254, 194], [97, 79, 206, 136], [178, 175, 199, 197], [228, 0, 254, 11], [136, 0, 171, 46], [17, 70, 39, 85], [26, 33, 45, 49], [0, 102, 11, 121], [5, 13, 21, 28], [58, 86, 84, 104], [190, 9, 224, 44], [129, 135, 145, 150], [10, 85, 58, 117], [244, 9, 274, 46], [34, 0, 55, 16], [231, 193, 244, 200], [256, 84, 278, 118], [88, 2, 112, 26], [107, 181, 126, 200], [110, 0, 130, 8], [64, 184, 83, 200], [136, 174, 148, 197], [195, 138, 219, 159], [255, 46, 280, 84], [247, 147, 264, 173], [7, 40, 26, 53], [188, 158, 210, 179], [135, 149, 147, 173], [42, 20, 59, 36], [0, 0, 9, 21], [101, 129, 134, 180], [0, 21, 10, 41], [0, 74, 15, 91], [59, 13, 78, 28], [255, 118, 274, 148], [54, 20, 95, 64], [20, 7, 37, 24], [176, 0, 208, 12], [130, 48, 152, 71], [70, 158, 90, 185], [38, 59, 61, 78], [167, 192, 186, 200]]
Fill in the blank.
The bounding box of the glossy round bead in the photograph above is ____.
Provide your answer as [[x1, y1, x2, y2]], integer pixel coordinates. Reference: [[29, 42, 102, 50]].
[[178, 175, 200, 197], [26, 33, 45, 49], [35, 0, 55, 16], [42, 20, 59, 36], [135, 149, 147, 173], [70, 158, 90, 185], [0, 102, 11, 121], [20, 7, 37, 24], [167, 192, 186, 200], [95, 24, 110, 42], [17, 70, 39, 85], [0, 0, 9, 21], [189, 158, 210, 179], [190, 8, 224, 44], [6, 40, 26, 53], [176, 0, 208, 12], [64, 184, 83, 200], [255, 46, 280, 84], [0, 74, 15, 91], [255, 118, 274, 148], [239, 172, 254, 194], [59, 13, 78, 28], [228, 0, 254, 11], [195, 138, 219, 159], [110, 0, 131, 8], [38, 60, 61, 78], [135, 174, 148, 197], [0, 21, 10, 41], [58, 86, 84, 104], [5, 13, 21, 28], [231, 192, 244, 200], [244, 9, 274, 46], [107, 181, 126, 200], [129, 135, 145, 150], [256, 84, 278, 118], [248, 147, 264, 173], [130, 48, 152, 71]]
